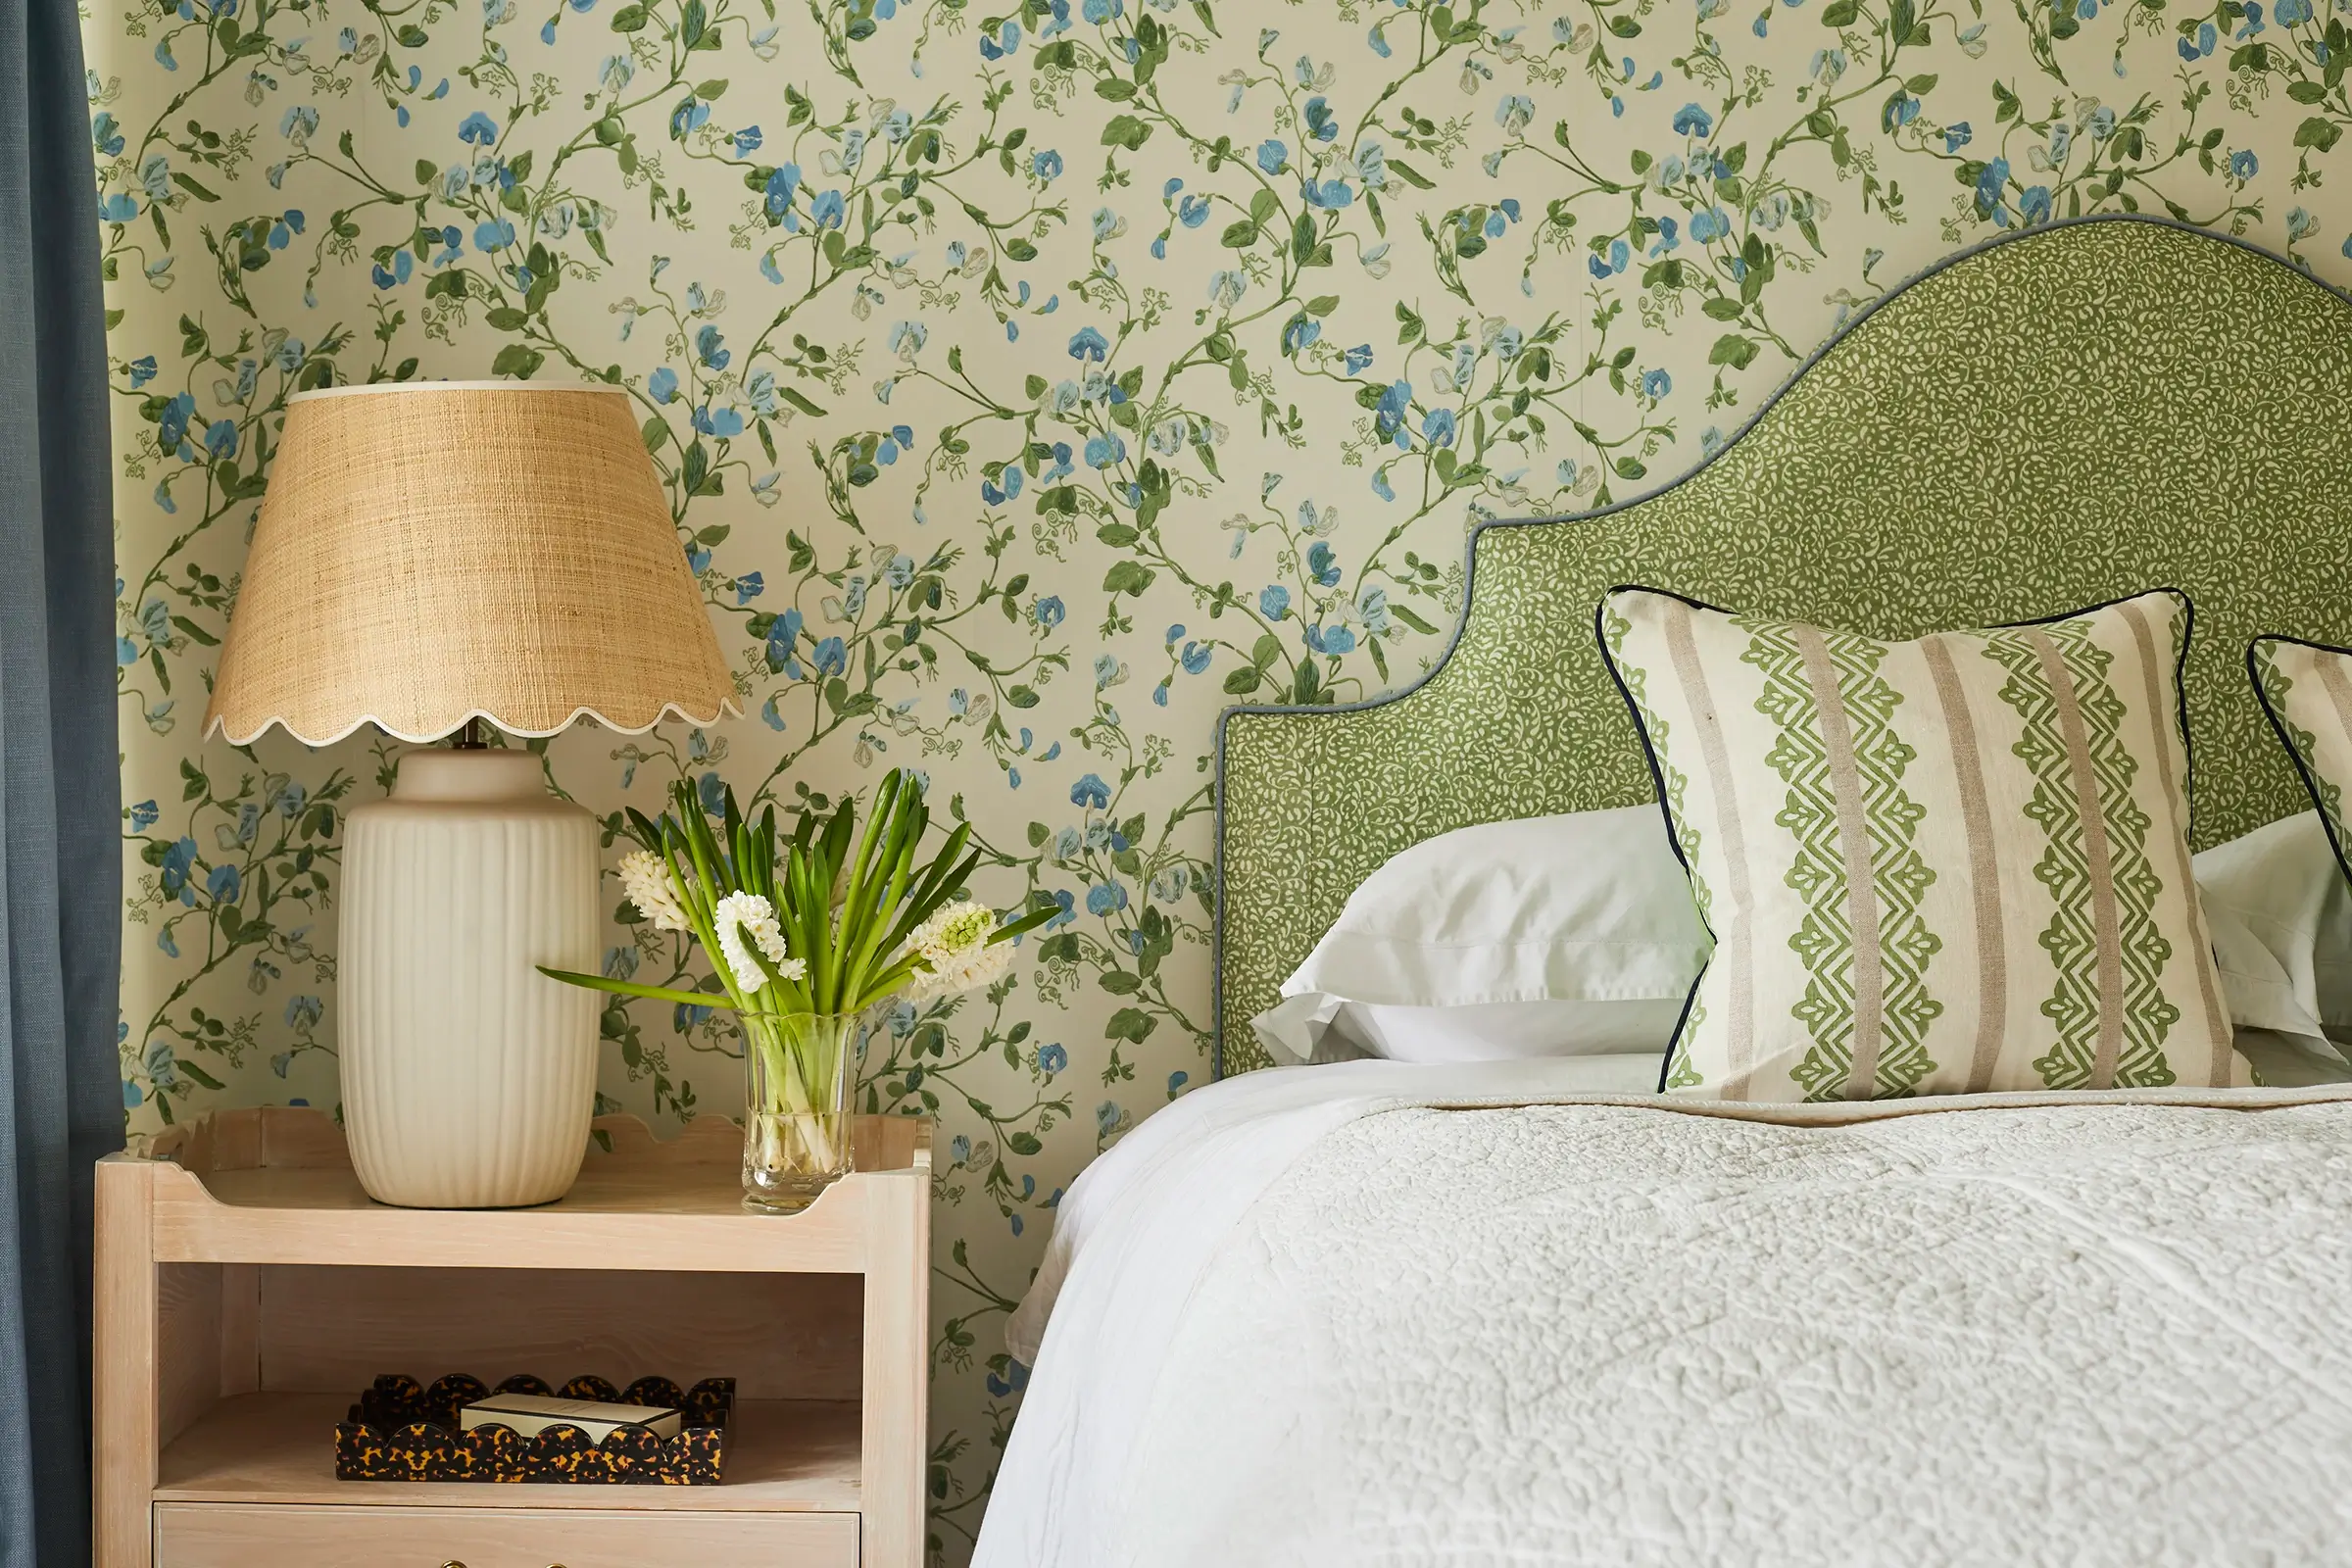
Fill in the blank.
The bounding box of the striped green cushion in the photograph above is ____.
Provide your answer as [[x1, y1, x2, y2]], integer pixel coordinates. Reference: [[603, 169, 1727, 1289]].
[[1600, 588, 2240, 1101], [2251, 635, 2352, 894]]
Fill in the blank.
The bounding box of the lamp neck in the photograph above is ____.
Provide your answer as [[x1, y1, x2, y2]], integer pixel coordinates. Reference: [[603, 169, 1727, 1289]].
[[450, 717, 489, 750], [393, 748, 546, 803]]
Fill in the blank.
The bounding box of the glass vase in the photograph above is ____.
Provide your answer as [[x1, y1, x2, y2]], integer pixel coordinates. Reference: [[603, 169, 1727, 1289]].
[[740, 1008, 860, 1213]]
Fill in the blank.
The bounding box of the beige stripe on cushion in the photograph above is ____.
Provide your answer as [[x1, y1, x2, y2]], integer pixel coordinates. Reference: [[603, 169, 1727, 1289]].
[[1922, 634, 2006, 1093], [2313, 652, 2352, 782], [1792, 623, 1886, 1102], [1665, 602, 1756, 1096], [2118, 597, 2229, 1086], [2030, 629, 2127, 1090]]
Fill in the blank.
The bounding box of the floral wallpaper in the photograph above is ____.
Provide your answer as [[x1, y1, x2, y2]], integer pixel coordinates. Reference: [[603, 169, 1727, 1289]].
[[84, 0, 2352, 1552]]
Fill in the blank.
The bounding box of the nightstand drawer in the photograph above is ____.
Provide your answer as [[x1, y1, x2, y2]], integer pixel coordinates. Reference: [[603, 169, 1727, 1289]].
[[154, 1502, 858, 1567]]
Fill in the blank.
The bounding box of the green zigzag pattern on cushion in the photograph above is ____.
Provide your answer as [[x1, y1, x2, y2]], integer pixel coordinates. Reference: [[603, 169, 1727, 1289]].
[[1742, 618, 1943, 1102], [1216, 216, 2352, 1076], [2255, 647, 2348, 853]]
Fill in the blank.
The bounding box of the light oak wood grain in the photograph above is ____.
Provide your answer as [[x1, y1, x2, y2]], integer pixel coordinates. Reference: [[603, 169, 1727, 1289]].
[[153, 1501, 858, 1567], [256, 1266, 862, 1400], [858, 1171, 928, 1568], [98, 1110, 933, 1568], [96, 1156, 160, 1568]]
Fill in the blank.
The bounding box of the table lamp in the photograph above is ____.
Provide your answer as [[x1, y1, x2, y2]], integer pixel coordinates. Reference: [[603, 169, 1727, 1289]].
[[203, 381, 738, 1207]]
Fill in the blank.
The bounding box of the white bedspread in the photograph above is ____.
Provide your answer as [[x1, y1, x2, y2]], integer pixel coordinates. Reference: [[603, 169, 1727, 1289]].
[[977, 1059, 2352, 1567]]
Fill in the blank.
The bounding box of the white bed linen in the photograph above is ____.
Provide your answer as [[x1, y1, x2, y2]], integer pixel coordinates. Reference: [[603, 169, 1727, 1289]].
[[978, 1060, 2352, 1568]]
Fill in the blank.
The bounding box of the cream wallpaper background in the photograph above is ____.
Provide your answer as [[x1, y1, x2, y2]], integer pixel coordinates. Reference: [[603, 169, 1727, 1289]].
[[85, 0, 2352, 1552]]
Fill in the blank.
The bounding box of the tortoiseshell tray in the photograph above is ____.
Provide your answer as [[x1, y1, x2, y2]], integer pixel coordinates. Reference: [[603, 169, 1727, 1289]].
[[335, 1372, 734, 1484]]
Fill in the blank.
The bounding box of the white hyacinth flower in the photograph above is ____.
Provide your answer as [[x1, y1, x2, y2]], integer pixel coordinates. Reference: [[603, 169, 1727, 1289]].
[[712, 890, 806, 994], [906, 938, 1013, 1003], [619, 850, 691, 933], [908, 899, 996, 968]]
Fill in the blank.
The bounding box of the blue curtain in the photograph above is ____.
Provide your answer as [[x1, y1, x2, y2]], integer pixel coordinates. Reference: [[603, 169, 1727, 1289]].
[[0, 0, 124, 1554]]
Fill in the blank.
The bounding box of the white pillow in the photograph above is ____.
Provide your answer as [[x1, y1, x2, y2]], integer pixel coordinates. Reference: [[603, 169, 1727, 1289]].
[[2193, 811, 2352, 1047], [1251, 806, 1711, 1066]]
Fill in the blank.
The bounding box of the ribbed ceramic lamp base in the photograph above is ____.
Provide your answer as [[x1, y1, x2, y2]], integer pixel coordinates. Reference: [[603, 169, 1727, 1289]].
[[340, 750, 600, 1208]]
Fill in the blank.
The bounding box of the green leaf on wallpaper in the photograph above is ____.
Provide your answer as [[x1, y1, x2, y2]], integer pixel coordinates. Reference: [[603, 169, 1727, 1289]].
[[491, 345, 544, 379], [1102, 561, 1156, 597], [395, 24, 428, 46], [1222, 666, 1263, 695], [609, 3, 646, 27], [1606, 14, 1641, 36], [2295, 116, 2343, 151], [1702, 297, 1745, 319], [1386, 158, 1434, 189], [1097, 523, 1141, 547], [171, 172, 220, 202], [1105, 1008, 1156, 1044], [640, 416, 668, 454], [1820, 0, 1859, 21], [695, 78, 727, 99], [1006, 686, 1040, 709], [780, 386, 826, 417], [1219, 220, 1258, 247], [1097, 971, 1142, 995], [2288, 80, 2328, 103], [414, 159, 437, 186], [1096, 78, 1137, 100], [1390, 605, 1440, 636], [1102, 115, 1152, 150], [1305, 295, 1340, 317], [1709, 333, 1760, 368]]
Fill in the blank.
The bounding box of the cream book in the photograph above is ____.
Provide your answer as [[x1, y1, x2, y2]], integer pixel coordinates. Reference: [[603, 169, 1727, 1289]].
[[459, 1393, 683, 1442]]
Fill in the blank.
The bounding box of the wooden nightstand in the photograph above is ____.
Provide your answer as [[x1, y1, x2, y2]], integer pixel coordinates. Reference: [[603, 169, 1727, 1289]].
[[94, 1107, 930, 1568]]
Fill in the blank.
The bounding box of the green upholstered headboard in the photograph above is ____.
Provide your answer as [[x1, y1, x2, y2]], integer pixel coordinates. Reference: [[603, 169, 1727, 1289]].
[[1215, 215, 2352, 1076]]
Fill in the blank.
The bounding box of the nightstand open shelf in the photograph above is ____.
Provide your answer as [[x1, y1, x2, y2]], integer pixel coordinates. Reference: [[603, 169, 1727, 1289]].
[[96, 1106, 930, 1568]]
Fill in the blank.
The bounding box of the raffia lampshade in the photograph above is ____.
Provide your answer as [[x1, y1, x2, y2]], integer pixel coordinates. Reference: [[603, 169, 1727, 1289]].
[[204, 380, 738, 746]]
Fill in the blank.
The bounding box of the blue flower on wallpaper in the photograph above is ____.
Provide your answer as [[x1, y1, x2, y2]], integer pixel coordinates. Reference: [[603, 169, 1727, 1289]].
[[1083, 0, 1120, 20], [1642, 368, 1672, 398], [1084, 433, 1125, 467], [92, 112, 123, 156], [1303, 96, 1338, 141], [160, 837, 199, 905], [764, 607, 804, 676], [1944, 122, 1972, 153], [1033, 595, 1065, 629], [647, 367, 679, 403], [2230, 150, 2259, 179], [671, 97, 710, 138], [1673, 102, 1714, 137], [1069, 773, 1111, 811], [370, 250, 415, 289], [1373, 378, 1411, 441], [1067, 325, 1109, 362], [1301, 176, 1353, 209], [1256, 138, 1289, 174], [977, 18, 1020, 58], [693, 405, 745, 437], [457, 111, 499, 144], [1085, 880, 1128, 915], [696, 325, 729, 369], [811, 637, 847, 677], [763, 163, 802, 220], [202, 420, 238, 459], [1306, 541, 1340, 586], [100, 192, 138, 221], [129, 799, 160, 831], [1974, 156, 2010, 218], [1259, 584, 1291, 619], [1032, 149, 1063, 181], [1035, 1042, 1068, 1074], [156, 392, 196, 455], [2278, 0, 2313, 21], [2018, 185, 2052, 224], [207, 863, 241, 905], [696, 771, 727, 817], [1281, 314, 1320, 354], [1420, 408, 1456, 448], [810, 189, 845, 228]]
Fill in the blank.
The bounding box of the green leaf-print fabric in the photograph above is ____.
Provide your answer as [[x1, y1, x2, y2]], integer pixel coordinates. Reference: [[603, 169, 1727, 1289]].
[[1601, 588, 2238, 1101]]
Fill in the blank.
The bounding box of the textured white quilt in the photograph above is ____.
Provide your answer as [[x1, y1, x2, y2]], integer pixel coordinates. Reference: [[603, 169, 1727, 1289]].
[[976, 1061, 2352, 1568]]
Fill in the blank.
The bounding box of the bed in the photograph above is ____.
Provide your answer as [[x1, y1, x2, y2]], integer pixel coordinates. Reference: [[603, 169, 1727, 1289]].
[[972, 217, 2352, 1566]]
